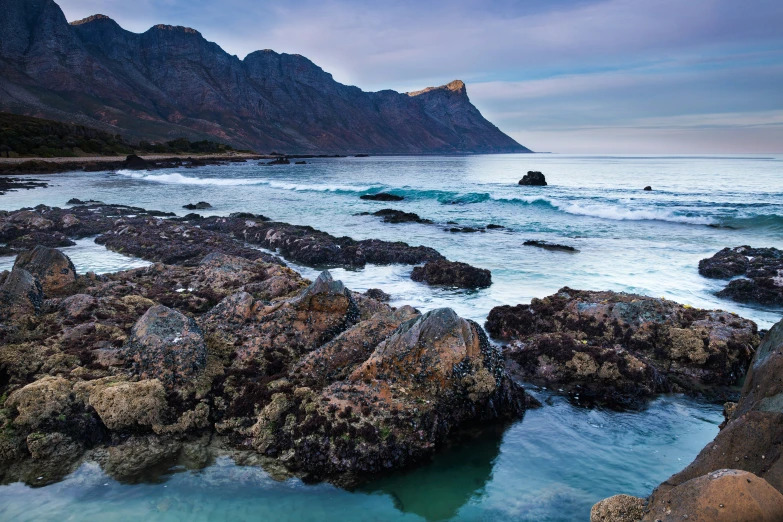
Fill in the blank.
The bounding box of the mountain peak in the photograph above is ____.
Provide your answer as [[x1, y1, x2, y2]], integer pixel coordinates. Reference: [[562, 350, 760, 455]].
[[70, 14, 113, 26], [408, 80, 467, 98], [151, 24, 201, 35]]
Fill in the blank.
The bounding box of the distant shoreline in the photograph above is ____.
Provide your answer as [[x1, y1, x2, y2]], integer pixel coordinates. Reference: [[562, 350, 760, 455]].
[[0, 152, 266, 166]]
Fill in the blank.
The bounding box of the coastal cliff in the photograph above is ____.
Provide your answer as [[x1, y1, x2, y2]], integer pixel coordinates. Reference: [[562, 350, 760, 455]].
[[0, 0, 530, 155]]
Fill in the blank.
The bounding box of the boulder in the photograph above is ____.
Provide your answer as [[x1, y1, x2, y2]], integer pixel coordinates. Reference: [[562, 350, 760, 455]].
[[13, 246, 77, 294], [486, 288, 760, 407], [518, 171, 547, 186], [364, 288, 391, 302], [411, 259, 492, 289], [5, 376, 74, 430], [0, 267, 44, 319], [124, 154, 151, 170], [699, 246, 783, 306], [643, 469, 783, 522], [362, 209, 433, 224], [183, 202, 212, 210], [643, 186, 652, 191], [121, 305, 208, 388], [590, 494, 645, 522], [89, 380, 167, 431]]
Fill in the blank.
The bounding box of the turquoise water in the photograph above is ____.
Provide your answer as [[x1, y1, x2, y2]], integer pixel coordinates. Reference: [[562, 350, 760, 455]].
[[0, 154, 781, 520]]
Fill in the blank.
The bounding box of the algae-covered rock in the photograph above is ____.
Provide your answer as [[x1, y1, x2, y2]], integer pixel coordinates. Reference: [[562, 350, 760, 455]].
[[121, 305, 207, 389], [89, 380, 167, 431]]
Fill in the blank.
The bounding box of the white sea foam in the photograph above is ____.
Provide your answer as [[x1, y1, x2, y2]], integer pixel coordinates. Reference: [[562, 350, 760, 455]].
[[492, 195, 714, 225], [116, 170, 377, 192]]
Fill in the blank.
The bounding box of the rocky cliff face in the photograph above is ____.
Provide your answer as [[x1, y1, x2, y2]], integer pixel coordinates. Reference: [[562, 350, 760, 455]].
[[0, 0, 530, 154]]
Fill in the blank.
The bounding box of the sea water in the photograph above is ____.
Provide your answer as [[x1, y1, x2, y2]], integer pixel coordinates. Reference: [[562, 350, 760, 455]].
[[0, 154, 781, 521]]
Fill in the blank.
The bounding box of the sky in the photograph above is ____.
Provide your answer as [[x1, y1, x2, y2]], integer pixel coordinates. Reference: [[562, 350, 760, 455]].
[[57, 0, 783, 153]]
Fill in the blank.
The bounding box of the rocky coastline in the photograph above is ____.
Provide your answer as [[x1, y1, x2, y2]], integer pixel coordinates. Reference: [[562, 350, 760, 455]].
[[1, 201, 782, 519]]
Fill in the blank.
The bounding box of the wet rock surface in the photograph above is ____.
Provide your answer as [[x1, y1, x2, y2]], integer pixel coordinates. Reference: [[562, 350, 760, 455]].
[[360, 193, 404, 202], [0, 248, 530, 486], [523, 240, 578, 253], [518, 171, 547, 186], [13, 245, 77, 294], [358, 208, 434, 224], [411, 260, 492, 289], [486, 288, 760, 408], [699, 246, 783, 306]]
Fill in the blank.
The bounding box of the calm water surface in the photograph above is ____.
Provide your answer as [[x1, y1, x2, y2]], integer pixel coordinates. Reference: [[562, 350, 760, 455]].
[[0, 154, 781, 520]]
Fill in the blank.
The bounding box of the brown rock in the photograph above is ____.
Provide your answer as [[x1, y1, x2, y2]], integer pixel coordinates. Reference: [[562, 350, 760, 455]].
[[0, 267, 43, 319], [121, 305, 208, 388], [643, 469, 783, 522], [14, 246, 77, 294], [591, 494, 645, 522], [5, 376, 74, 429], [89, 380, 167, 431]]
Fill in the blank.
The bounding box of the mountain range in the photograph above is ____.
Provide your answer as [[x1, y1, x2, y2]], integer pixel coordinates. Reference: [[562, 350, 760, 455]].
[[0, 0, 530, 154]]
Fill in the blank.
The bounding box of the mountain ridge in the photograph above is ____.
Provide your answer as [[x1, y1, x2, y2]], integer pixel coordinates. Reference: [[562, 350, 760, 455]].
[[0, 0, 531, 154]]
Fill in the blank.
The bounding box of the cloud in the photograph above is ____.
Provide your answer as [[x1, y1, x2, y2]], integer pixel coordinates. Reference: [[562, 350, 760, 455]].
[[55, 0, 783, 152]]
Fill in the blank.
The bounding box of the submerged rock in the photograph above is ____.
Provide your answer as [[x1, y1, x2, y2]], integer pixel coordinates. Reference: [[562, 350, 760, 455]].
[[486, 288, 759, 408], [523, 240, 578, 253], [183, 202, 212, 210], [699, 246, 783, 306], [518, 171, 547, 186], [360, 193, 404, 202], [411, 259, 492, 289]]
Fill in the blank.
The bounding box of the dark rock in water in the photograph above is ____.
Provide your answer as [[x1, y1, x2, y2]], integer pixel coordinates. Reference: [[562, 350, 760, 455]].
[[360, 193, 404, 202], [294, 161, 307, 165], [361, 209, 433, 224], [486, 288, 760, 408], [699, 246, 783, 306], [183, 202, 212, 210], [523, 240, 578, 253], [354, 154, 370, 157], [518, 171, 547, 186], [13, 246, 77, 294], [121, 304, 207, 389], [643, 186, 652, 191], [0, 267, 44, 319], [411, 260, 492, 289], [67, 198, 104, 205], [486, 224, 505, 229], [228, 212, 270, 220], [267, 157, 290, 165], [364, 288, 391, 302], [124, 154, 151, 171], [446, 227, 484, 233]]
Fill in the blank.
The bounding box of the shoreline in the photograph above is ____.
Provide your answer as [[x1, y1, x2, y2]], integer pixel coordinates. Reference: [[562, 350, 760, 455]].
[[0, 152, 266, 165]]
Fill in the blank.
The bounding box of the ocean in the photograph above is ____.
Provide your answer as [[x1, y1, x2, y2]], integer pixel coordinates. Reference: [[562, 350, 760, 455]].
[[0, 154, 781, 521]]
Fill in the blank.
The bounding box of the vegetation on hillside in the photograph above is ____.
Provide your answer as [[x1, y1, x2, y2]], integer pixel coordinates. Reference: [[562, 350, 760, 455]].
[[0, 113, 244, 158]]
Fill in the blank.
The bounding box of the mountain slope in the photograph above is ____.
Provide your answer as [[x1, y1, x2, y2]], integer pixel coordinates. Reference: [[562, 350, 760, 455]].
[[0, 0, 531, 154]]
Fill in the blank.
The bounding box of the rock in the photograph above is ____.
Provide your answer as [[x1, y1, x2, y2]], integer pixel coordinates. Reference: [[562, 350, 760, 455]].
[[183, 202, 212, 210], [643, 186, 652, 191], [644, 469, 783, 522], [446, 226, 484, 233], [523, 240, 578, 253], [590, 494, 645, 522], [364, 288, 391, 302], [295, 161, 307, 165], [361, 209, 433, 224], [486, 288, 760, 408], [519, 171, 547, 186], [5, 231, 76, 251], [228, 212, 270, 220], [124, 154, 151, 170], [0, 267, 44, 319], [13, 246, 77, 294], [5, 377, 74, 430], [486, 224, 505, 229], [267, 157, 290, 165], [411, 259, 492, 289], [698, 246, 783, 306], [102, 435, 182, 481], [121, 305, 208, 388], [89, 380, 167, 431], [360, 193, 404, 202]]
